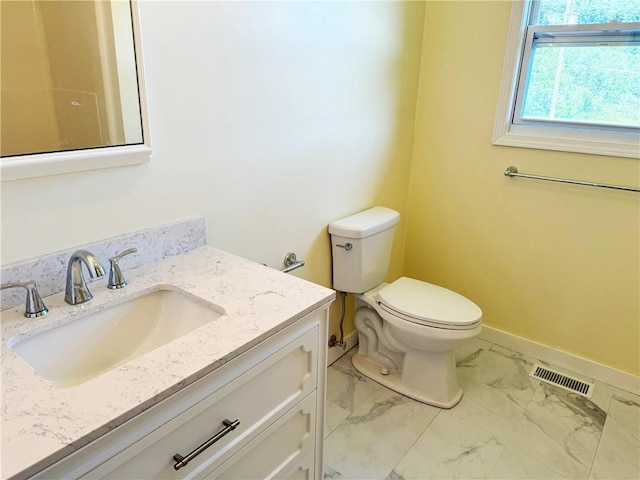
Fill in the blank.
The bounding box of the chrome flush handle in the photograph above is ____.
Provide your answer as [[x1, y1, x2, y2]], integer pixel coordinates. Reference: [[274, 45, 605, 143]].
[[335, 242, 353, 251], [107, 248, 137, 289]]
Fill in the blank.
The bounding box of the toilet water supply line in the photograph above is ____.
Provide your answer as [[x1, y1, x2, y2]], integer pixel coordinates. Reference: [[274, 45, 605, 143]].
[[278, 250, 346, 348], [328, 291, 348, 349], [277, 251, 350, 349]]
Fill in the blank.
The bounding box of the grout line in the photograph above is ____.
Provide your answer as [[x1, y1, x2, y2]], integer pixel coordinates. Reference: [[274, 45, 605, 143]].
[[386, 407, 443, 479]]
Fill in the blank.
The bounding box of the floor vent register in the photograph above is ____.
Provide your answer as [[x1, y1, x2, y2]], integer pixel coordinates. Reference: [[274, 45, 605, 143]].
[[529, 364, 594, 398]]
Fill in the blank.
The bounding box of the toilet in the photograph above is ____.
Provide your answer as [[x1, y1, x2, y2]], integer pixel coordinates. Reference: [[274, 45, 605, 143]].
[[329, 206, 482, 408]]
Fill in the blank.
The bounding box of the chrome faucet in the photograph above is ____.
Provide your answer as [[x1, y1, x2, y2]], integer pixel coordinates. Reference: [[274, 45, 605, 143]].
[[65, 250, 105, 305]]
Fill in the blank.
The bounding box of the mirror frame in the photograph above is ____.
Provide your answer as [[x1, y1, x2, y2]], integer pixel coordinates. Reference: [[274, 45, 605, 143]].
[[1, 0, 151, 182]]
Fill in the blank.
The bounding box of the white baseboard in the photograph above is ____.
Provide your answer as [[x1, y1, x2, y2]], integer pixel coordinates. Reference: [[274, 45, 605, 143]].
[[480, 325, 640, 396], [327, 330, 359, 366], [326, 326, 639, 396]]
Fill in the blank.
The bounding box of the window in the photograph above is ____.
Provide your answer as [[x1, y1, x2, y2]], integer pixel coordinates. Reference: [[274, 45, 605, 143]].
[[493, 0, 640, 158]]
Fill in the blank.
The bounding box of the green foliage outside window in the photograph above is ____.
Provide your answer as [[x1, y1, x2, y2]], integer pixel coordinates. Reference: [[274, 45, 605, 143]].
[[522, 0, 640, 128], [534, 0, 640, 25]]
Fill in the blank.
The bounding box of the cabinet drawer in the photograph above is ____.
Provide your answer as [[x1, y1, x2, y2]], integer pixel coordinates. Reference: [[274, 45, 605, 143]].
[[84, 328, 318, 479], [281, 451, 315, 480], [204, 393, 316, 480]]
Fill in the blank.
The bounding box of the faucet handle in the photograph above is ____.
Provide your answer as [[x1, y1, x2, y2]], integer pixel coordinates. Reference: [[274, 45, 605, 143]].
[[108, 248, 138, 289], [1, 281, 48, 318]]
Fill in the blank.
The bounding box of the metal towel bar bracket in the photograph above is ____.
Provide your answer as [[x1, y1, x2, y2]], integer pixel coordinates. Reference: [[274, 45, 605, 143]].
[[504, 166, 640, 193], [281, 252, 305, 273]]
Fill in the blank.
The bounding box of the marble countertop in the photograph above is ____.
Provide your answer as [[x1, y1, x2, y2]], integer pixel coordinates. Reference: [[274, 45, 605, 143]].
[[0, 246, 335, 478]]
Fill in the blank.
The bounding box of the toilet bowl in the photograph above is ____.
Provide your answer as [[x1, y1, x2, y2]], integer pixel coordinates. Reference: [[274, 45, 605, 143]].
[[329, 206, 482, 408], [352, 278, 481, 408]]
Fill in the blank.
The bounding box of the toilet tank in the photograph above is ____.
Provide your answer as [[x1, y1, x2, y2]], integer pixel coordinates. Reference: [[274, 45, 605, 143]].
[[328, 206, 400, 293]]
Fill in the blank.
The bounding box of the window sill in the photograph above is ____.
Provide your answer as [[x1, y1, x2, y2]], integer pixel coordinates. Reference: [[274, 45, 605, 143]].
[[492, 124, 640, 159]]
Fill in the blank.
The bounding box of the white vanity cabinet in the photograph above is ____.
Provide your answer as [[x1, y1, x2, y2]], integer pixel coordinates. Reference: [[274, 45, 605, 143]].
[[32, 308, 328, 480]]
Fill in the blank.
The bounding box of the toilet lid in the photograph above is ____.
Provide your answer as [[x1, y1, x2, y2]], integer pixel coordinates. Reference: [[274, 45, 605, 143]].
[[377, 277, 482, 329]]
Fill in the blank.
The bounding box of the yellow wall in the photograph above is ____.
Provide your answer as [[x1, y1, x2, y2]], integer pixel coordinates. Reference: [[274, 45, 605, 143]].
[[405, 1, 640, 375]]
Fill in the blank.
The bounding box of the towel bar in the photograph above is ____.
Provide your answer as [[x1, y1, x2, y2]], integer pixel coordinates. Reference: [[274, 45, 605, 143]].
[[504, 166, 640, 193]]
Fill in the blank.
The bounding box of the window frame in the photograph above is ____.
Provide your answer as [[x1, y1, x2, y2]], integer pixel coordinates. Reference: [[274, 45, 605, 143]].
[[492, 0, 640, 159]]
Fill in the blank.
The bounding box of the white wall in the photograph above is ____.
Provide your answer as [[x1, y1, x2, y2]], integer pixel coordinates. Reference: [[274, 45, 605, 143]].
[[1, 1, 425, 338]]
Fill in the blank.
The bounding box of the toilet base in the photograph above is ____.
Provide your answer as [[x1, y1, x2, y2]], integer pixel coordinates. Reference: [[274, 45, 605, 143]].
[[352, 351, 463, 409]]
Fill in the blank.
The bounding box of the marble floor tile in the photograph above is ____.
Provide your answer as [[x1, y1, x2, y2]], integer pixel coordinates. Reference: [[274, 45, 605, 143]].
[[326, 400, 351, 438], [386, 459, 463, 480], [588, 381, 615, 414], [326, 349, 398, 416], [390, 394, 519, 479], [453, 338, 493, 363], [487, 345, 615, 415], [457, 342, 538, 418], [490, 383, 606, 479], [590, 389, 640, 479], [324, 465, 345, 479], [489, 343, 541, 367], [323, 343, 639, 480], [324, 391, 440, 479]]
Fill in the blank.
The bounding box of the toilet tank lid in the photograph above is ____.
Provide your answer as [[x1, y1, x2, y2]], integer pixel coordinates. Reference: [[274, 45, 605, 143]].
[[328, 206, 400, 239]]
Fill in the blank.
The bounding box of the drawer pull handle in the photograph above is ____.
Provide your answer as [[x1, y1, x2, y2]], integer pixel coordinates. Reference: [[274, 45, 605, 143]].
[[173, 418, 240, 470]]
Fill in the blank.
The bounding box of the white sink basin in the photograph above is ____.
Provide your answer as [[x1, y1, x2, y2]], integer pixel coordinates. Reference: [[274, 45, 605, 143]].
[[9, 288, 225, 387]]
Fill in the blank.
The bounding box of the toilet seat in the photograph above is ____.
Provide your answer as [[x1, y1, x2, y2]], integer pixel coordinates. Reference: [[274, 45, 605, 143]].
[[377, 277, 482, 330]]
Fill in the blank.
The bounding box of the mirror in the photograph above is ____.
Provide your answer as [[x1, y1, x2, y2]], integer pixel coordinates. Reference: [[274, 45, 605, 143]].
[[0, 0, 150, 181]]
